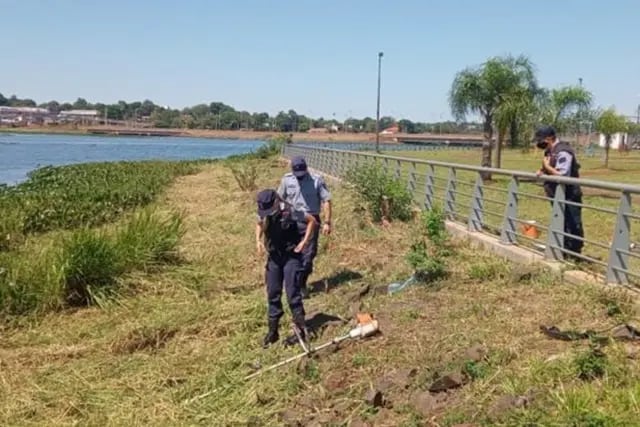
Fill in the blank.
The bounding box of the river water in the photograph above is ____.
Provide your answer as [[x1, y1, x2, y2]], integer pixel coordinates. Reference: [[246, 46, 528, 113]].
[[0, 133, 264, 185]]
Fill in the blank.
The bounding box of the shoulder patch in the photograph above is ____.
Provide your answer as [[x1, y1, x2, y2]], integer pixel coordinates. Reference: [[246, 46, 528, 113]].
[[557, 156, 567, 164]]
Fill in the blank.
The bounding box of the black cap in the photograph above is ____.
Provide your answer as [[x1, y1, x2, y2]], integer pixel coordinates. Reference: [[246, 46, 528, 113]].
[[291, 156, 308, 178], [534, 125, 556, 149], [256, 189, 278, 218], [535, 125, 556, 141]]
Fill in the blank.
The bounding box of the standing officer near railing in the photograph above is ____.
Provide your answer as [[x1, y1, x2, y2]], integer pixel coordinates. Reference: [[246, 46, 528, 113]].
[[535, 125, 584, 258], [278, 156, 332, 297]]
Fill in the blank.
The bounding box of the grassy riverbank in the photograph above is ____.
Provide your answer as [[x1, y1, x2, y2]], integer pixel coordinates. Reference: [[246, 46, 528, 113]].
[[1, 152, 640, 425]]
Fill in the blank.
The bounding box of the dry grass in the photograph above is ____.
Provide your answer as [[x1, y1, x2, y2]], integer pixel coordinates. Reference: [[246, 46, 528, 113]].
[[1, 156, 640, 426]]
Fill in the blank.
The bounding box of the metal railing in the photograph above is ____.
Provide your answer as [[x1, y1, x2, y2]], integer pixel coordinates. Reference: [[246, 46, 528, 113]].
[[292, 140, 483, 152], [283, 144, 640, 287]]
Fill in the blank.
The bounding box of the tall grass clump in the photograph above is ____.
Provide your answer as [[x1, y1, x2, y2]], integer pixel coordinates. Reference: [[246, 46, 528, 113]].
[[0, 208, 185, 316], [0, 160, 204, 250], [0, 248, 65, 316], [60, 229, 122, 306], [227, 160, 258, 191], [345, 162, 413, 222], [115, 208, 184, 270]]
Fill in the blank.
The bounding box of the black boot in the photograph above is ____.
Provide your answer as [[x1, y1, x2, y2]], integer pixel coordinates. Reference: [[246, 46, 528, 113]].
[[262, 320, 279, 349]]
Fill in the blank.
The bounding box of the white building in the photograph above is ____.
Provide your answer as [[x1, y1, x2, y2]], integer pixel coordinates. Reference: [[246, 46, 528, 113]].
[[598, 132, 628, 150]]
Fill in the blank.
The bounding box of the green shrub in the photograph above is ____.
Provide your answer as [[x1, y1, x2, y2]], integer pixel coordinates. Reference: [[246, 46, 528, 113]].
[[405, 206, 451, 283], [60, 229, 122, 307], [115, 209, 184, 270], [574, 344, 607, 381], [253, 138, 284, 159], [406, 241, 446, 282], [345, 163, 413, 222]]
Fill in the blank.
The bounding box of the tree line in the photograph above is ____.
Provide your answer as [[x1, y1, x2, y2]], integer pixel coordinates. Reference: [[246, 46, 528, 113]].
[[449, 54, 639, 176], [0, 92, 478, 134]]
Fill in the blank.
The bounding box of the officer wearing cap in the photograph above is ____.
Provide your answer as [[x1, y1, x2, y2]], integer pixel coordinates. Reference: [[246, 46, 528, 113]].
[[255, 189, 317, 348], [277, 156, 332, 296], [535, 125, 584, 257]]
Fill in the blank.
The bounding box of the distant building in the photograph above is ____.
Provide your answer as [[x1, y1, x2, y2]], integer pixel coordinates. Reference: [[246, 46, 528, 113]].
[[0, 106, 50, 125], [58, 110, 100, 125], [381, 125, 400, 135], [599, 132, 628, 150], [308, 128, 328, 134]]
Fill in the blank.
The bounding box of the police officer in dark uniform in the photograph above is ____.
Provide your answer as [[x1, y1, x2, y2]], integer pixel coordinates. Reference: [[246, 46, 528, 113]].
[[535, 125, 584, 258], [255, 189, 318, 348]]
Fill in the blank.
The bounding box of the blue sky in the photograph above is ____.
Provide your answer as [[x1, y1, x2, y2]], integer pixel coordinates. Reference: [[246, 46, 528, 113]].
[[3, 0, 639, 121]]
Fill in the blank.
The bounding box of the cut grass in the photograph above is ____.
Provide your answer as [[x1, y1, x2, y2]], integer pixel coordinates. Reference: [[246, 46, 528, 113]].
[[1, 156, 640, 425]]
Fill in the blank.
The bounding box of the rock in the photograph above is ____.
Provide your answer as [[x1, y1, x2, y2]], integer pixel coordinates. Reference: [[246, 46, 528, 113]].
[[625, 343, 640, 359], [280, 409, 302, 427], [365, 389, 385, 408], [411, 392, 441, 417], [429, 373, 466, 393], [464, 344, 487, 362], [490, 394, 533, 417], [611, 324, 640, 341], [510, 265, 538, 283], [391, 368, 417, 389], [323, 372, 346, 392], [348, 284, 370, 302]]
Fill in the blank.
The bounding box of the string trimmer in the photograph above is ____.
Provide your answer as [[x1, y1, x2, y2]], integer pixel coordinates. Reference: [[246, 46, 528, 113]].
[[245, 313, 380, 380]]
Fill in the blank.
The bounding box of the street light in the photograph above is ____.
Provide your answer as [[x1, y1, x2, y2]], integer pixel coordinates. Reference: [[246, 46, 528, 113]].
[[376, 51, 384, 152]]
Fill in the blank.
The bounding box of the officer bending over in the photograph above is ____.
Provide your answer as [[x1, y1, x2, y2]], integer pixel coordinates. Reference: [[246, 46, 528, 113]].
[[535, 125, 584, 258], [255, 189, 318, 348]]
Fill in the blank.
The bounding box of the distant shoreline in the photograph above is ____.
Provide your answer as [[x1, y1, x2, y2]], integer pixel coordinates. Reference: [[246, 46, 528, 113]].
[[0, 125, 484, 144]]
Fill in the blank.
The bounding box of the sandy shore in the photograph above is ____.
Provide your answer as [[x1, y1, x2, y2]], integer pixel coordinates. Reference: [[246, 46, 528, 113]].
[[0, 125, 483, 143]]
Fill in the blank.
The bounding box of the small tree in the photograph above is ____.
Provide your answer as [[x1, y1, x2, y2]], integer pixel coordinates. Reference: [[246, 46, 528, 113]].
[[596, 109, 628, 168]]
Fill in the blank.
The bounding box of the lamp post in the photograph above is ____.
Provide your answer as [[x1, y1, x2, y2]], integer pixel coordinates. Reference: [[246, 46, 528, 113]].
[[376, 51, 384, 153]]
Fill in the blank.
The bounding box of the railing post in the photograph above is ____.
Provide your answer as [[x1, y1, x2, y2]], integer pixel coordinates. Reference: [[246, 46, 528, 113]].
[[468, 173, 484, 232], [408, 161, 417, 192], [424, 164, 435, 210], [606, 192, 631, 284], [383, 157, 390, 176], [545, 184, 566, 261], [444, 168, 457, 219], [395, 159, 401, 181], [500, 177, 518, 243]]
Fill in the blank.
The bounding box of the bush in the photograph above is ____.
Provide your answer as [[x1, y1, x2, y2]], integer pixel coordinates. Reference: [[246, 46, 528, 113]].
[[115, 209, 184, 270], [406, 207, 450, 283], [345, 163, 413, 222], [228, 160, 258, 191], [574, 344, 607, 381], [60, 229, 122, 307], [253, 138, 284, 159]]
